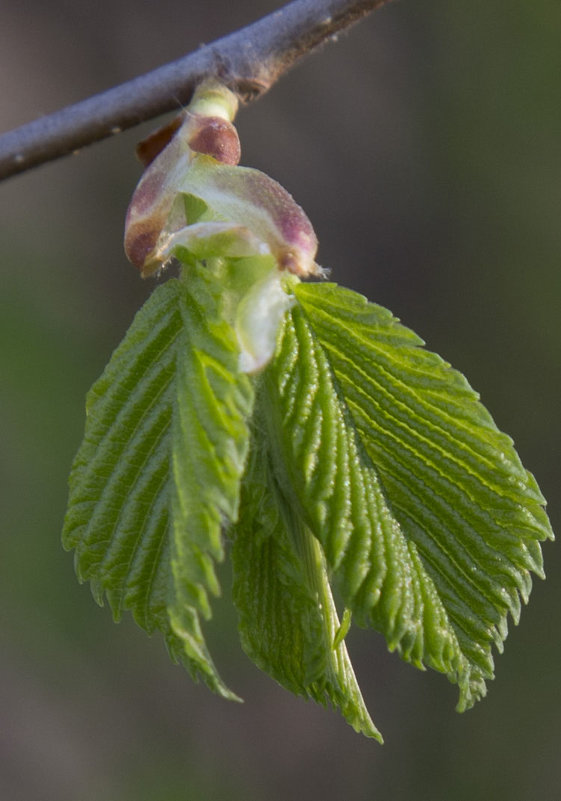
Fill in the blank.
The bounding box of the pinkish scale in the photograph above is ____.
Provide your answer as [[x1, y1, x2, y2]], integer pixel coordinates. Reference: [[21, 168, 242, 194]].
[[179, 162, 320, 276]]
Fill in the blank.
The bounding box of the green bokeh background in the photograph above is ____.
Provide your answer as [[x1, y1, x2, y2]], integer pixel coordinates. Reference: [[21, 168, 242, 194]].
[[1, 1, 560, 799]]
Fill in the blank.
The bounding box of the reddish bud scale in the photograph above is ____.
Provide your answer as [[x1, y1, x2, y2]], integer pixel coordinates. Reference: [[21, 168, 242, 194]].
[[124, 132, 188, 274], [136, 115, 184, 167], [187, 116, 241, 166]]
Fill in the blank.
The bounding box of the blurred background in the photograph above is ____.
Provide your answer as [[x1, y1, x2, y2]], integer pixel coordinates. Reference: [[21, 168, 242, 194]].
[[1, 1, 560, 799]]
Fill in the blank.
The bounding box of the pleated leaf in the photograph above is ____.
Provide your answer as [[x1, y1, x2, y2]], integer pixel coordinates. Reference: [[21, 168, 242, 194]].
[[232, 437, 381, 740], [286, 281, 553, 710], [62, 267, 253, 698], [263, 304, 463, 692]]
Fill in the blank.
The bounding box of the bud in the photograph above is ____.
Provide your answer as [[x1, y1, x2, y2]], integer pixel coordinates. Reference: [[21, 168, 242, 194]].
[[124, 80, 321, 281]]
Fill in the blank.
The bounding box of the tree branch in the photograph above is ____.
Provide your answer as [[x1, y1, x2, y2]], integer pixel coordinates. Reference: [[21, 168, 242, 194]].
[[0, 0, 391, 182]]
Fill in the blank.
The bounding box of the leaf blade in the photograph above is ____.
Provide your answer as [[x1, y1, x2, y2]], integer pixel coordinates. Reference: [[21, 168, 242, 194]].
[[263, 301, 465, 691], [63, 270, 254, 699], [289, 281, 553, 709]]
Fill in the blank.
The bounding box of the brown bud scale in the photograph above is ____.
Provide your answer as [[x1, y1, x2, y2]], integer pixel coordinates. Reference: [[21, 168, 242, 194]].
[[136, 115, 184, 167], [187, 117, 241, 166]]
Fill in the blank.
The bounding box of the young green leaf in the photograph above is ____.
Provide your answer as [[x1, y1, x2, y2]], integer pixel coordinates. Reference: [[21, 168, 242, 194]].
[[262, 298, 463, 690], [286, 281, 553, 710], [232, 434, 381, 740], [62, 267, 253, 698]]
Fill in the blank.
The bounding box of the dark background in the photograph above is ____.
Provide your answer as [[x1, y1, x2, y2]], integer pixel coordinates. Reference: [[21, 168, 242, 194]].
[[1, 1, 560, 799]]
